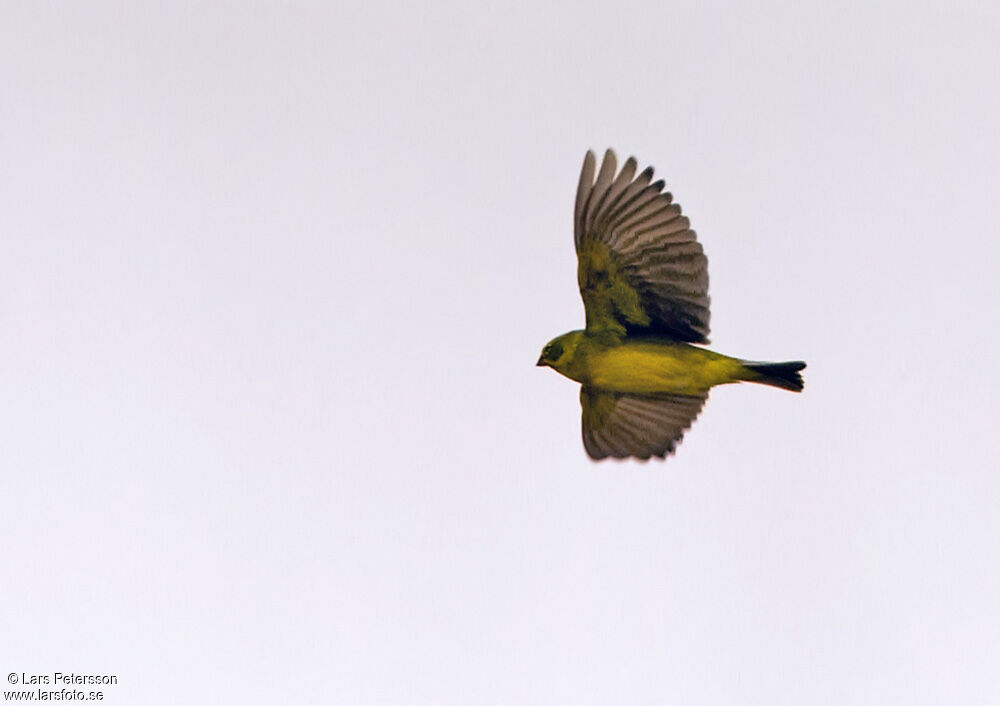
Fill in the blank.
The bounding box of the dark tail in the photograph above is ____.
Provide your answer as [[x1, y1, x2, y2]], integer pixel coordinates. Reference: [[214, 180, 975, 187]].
[[741, 360, 806, 392]]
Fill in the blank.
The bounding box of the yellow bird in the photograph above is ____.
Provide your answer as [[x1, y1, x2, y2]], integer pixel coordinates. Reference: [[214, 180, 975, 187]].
[[537, 149, 805, 461]]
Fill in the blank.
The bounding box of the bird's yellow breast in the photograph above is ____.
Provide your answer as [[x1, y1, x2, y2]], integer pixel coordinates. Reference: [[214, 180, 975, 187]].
[[583, 341, 745, 395]]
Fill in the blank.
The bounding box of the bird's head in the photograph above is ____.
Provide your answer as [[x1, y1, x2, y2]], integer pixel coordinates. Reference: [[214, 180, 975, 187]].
[[536, 331, 584, 377]]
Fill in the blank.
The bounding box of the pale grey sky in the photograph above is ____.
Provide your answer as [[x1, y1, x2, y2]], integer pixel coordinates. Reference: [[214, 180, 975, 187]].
[[3, 2, 999, 704]]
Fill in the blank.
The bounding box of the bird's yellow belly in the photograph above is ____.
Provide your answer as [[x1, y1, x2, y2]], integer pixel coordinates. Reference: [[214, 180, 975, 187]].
[[585, 343, 744, 395]]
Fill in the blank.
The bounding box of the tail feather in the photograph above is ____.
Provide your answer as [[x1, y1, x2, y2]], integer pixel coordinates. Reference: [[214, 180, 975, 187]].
[[742, 360, 806, 392]]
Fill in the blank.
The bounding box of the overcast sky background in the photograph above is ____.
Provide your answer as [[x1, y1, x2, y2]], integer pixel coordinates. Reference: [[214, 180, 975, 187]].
[[3, 2, 999, 704]]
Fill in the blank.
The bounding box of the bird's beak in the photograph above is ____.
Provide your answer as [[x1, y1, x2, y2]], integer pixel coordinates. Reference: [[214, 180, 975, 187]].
[[536, 356, 546, 367]]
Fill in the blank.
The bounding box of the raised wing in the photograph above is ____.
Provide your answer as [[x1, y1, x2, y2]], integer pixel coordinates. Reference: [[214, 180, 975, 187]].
[[580, 387, 707, 461], [575, 149, 710, 343]]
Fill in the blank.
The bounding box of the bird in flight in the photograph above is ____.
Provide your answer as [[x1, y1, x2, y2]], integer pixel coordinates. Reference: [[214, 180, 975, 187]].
[[537, 149, 806, 461]]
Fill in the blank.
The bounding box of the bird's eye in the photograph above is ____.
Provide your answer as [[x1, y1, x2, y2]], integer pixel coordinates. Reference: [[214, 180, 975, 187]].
[[549, 343, 563, 360]]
